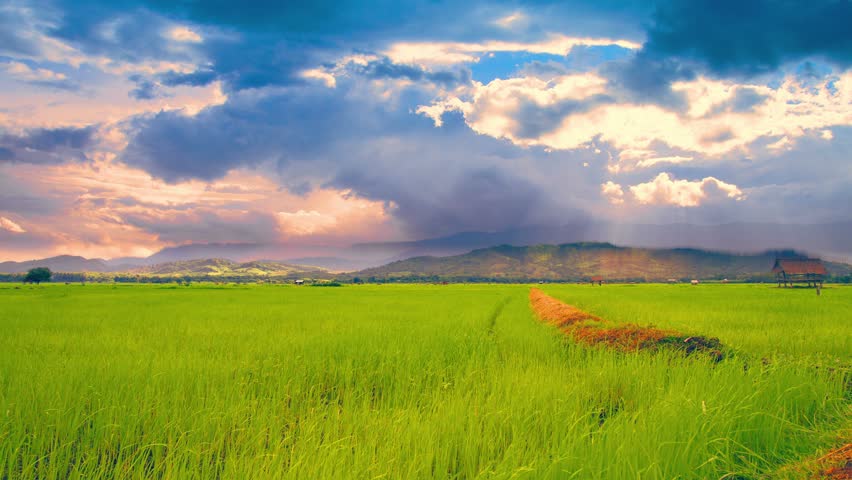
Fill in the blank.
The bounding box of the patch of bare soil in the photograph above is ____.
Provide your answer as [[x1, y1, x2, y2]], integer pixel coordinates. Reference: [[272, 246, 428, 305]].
[[816, 444, 852, 479], [529, 288, 723, 360]]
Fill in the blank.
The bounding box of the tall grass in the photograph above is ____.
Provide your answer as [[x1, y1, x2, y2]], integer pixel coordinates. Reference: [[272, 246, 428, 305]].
[[0, 284, 848, 478], [542, 283, 852, 358]]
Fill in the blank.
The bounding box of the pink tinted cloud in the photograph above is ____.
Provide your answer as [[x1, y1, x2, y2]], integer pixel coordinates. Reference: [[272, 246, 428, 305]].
[[0, 161, 397, 261]]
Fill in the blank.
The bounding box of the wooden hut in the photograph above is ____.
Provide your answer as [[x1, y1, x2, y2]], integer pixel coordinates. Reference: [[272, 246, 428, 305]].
[[590, 275, 603, 286], [772, 258, 826, 288]]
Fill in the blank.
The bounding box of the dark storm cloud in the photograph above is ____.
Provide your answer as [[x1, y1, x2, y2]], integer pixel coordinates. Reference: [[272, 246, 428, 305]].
[[49, 6, 198, 64], [643, 0, 852, 75], [6, 0, 849, 243], [120, 83, 403, 182], [36, 0, 652, 93], [159, 69, 218, 87], [349, 58, 472, 88], [601, 51, 696, 109], [358, 167, 548, 238], [707, 87, 769, 116], [0, 126, 97, 164], [121, 208, 281, 244], [121, 80, 590, 236], [128, 74, 167, 100], [122, 107, 278, 182], [595, 0, 852, 109], [4, 126, 95, 151]]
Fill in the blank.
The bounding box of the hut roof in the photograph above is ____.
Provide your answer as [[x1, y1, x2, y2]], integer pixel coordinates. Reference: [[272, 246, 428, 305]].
[[590, 275, 603, 281], [772, 258, 827, 275]]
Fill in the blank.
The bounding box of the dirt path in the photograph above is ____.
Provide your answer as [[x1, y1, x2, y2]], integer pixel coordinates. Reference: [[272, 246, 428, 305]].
[[529, 288, 724, 360]]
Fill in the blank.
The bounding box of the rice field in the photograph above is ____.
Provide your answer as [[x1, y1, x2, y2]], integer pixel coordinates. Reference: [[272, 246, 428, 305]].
[[0, 283, 849, 479]]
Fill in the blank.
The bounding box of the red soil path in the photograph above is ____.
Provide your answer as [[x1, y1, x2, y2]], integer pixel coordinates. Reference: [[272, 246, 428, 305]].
[[529, 288, 723, 360]]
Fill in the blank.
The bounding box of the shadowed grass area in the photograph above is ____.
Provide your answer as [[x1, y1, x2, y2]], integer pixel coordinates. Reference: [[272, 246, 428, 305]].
[[0, 283, 849, 478]]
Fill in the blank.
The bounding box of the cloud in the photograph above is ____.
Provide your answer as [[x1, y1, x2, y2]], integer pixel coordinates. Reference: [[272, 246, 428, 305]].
[[417, 73, 612, 144], [120, 207, 282, 244], [167, 26, 202, 43], [629, 172, 744, 207], [1, 60, 79, 91], [0, 216, 26, 233], [420, 69, 852, 167], [1, 0, 851, 262], [0, 126, 97, 164], [601, 181, 624, 204], [384, 34, 641, 67], [643, 0, 852, 75], [494, 11, 527, 29], [121, 104, 285, 183], [346, 57, 472, 88], [0, 4, 49, 57], [128, 74, 168, 99], [48, 7, 203, 66], [277, 209, 338, 235], [300, 68, 337, 88], [158, 69, 218, 87]]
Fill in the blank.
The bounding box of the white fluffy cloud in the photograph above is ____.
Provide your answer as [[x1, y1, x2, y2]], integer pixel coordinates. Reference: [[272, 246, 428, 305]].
[[600, 181, 625, 204], [417, 73, 609, 142], [418, 71, 852, 169], [0, 216, 26, 233], [629, 173, 744, 207]]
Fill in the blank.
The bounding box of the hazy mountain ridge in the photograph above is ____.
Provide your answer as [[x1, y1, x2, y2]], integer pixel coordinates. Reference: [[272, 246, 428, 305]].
[[354, 243, 852, 282], [0, 255, 111, 273], [10, 221, 843, 272], [3, 241, 851, 283]]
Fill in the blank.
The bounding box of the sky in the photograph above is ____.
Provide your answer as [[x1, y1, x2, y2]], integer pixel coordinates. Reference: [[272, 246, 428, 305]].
[[0, 0, 851, 261]]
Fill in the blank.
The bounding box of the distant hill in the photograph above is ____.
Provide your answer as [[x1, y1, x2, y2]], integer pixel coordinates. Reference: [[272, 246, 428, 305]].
[[283, 256, 370, 272], [0, 255, 110, 273], [127, 258, 327, 277], [354, 243, 852, 282], [352, 221, 852, 264], [47, 221, 848, 272]]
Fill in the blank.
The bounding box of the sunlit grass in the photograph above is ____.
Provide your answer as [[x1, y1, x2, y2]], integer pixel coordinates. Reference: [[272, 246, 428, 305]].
[[0, 284, 848, 478]]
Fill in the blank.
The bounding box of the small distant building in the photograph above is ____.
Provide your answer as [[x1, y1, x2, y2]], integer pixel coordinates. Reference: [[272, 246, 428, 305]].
[[590, 276, 604, 286], [294, 279, 305, 285], [772, 258, 826, 288], [667, 278, 679, 284], [690, 279, 700, 285]]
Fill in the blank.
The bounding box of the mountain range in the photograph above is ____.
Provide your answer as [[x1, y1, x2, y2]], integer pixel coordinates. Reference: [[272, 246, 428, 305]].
[[3, 243, 850, 283], [2, 221, 852, 281], [0, 255, 112, 274], [111, 220, 852, 270], [355, 243, 852, 282]]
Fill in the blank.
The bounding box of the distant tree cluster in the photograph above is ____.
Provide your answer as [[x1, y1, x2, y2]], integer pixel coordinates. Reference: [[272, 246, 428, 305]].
[[24, 267, 52, 284]]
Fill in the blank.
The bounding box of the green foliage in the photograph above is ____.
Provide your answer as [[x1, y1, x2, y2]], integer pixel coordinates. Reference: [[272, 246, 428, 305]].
[[23, 267, 51, 284], [0, 284, 849, 479]]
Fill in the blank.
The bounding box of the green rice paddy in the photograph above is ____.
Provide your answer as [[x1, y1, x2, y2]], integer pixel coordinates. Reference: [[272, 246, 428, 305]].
[[1, 283, 849, 478]]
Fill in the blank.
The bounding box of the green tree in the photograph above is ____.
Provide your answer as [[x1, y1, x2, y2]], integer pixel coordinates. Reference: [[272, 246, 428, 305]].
[[24, 267, 52, 284]]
